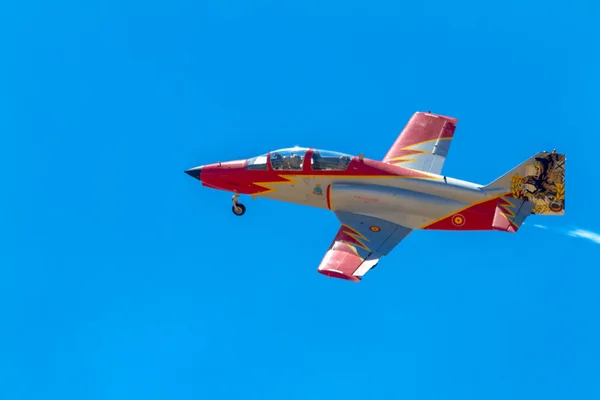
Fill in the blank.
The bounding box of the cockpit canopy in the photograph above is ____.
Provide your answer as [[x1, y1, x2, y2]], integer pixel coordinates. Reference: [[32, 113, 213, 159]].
[[245, 147, 352, 172], [311, 149, 352, 171]]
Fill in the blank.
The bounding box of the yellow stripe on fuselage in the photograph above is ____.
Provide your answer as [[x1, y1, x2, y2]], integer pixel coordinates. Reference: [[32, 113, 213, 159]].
[[253, 173, 443, 195]]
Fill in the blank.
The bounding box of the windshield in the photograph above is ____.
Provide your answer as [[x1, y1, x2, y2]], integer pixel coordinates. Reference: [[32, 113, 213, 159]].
[[311, 150, 352, 171], [246, 154, 268, 170], [270, 147, 308, 171]]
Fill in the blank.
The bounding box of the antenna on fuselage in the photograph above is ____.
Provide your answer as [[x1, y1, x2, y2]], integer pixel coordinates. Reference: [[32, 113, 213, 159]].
[[359, 153, 364, 160]]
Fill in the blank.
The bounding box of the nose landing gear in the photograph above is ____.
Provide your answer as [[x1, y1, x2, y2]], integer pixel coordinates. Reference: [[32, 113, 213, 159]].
[[232, 193, 246, 216], [232, 203, 246, 216]]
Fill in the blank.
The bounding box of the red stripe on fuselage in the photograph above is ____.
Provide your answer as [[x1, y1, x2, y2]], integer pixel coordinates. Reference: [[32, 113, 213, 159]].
[[423, 197, 498, 230]]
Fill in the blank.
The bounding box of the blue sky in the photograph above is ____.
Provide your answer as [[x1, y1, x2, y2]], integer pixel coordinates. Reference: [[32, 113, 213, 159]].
[[2, 1, 599, 399]]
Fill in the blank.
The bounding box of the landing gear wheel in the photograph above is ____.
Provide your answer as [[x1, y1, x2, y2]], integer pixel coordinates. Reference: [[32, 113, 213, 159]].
[[232, 203, 246, 216]]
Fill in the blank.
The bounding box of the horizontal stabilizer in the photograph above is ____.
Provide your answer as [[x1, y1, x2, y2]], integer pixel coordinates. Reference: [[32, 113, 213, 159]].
[[492, 195, 535, 233]]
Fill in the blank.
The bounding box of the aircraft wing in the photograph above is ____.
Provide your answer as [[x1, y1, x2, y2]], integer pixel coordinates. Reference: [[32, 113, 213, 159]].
[[382, 111, 458, 175], [317, 211, 412, 282]]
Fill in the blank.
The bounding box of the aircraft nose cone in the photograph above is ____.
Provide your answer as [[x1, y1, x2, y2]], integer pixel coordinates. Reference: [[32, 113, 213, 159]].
[[184, 166, 202, 180]]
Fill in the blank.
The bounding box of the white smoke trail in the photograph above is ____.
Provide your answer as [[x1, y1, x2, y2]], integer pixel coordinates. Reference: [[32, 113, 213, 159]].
[[529, 224, 600, 245], [568, 229, 600, 245]]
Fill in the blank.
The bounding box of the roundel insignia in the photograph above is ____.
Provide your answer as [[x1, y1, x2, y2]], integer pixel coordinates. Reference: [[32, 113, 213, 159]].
[[369, 225, 381, 232], [451, 214, 466, 227]]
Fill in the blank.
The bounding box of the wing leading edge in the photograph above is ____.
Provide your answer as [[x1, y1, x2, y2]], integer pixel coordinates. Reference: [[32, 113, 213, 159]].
[[383, 111, 458, 175], [317, 211, 412, 282]]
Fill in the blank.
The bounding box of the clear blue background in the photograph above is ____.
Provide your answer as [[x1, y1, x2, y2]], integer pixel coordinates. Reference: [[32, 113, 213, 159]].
[[2, 1, 599, 399]]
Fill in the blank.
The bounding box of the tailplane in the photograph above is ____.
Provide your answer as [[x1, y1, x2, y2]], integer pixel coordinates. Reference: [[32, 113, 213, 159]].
[[483, 151, 566, 216]]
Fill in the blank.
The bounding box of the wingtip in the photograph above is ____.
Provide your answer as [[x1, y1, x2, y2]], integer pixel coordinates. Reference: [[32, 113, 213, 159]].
[[419, 111, 458, 124]]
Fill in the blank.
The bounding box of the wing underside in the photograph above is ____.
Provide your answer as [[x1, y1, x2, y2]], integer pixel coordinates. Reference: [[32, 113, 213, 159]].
[[383, 111, 458, 175], [317, 211, 412, 282]]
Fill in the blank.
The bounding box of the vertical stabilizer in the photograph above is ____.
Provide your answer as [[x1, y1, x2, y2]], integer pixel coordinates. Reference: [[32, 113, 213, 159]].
[[484, 151, 566, 216]]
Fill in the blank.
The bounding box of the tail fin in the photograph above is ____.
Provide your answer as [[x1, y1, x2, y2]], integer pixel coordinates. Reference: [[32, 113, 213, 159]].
[[484, 151, 566, 216]]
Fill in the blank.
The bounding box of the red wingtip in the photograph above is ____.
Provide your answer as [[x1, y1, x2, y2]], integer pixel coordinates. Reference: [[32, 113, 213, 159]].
[[317, 269, 361, 282]]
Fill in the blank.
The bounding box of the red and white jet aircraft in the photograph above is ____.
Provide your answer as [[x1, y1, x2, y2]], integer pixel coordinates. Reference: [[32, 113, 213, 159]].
[[185, 111, 566, 282]]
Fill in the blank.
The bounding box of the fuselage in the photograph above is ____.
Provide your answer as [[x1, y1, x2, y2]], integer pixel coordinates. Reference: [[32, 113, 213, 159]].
[[186, 147, 494, 229]]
